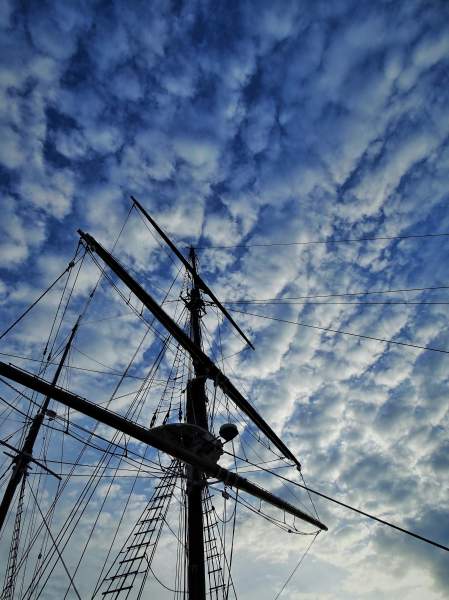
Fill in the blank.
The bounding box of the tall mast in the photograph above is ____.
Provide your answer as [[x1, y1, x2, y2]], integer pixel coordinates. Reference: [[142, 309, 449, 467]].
[[186, 246, 208, 600]]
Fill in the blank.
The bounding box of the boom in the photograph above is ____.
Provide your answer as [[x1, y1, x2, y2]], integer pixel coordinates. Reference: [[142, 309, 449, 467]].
[[0, 361, 327, 531]]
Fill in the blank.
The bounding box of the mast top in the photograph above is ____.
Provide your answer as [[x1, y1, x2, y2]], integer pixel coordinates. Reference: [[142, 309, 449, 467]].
[[131, 195, 255, 350]]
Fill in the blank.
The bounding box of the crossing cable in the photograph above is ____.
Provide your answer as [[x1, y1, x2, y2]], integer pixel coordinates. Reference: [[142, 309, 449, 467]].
[[91, 337, 186, 593], [0, 351, 151, 380], [1, 368, 175, 472], [26, 479, 82, 600], [0, 248, 86, 591], [226, 487, 238, 600], [6, 214, 145, 589], [229, 309, 449, 356], [221, 284, 449, 303], [193, 231, 449, 249], [77, 422, 161, 598], [5, 247, 84, 450], [26, 400, 149, 598], [212, 485, 314, 535], [174, 475, 186, 599], [1, 475, 26, 600], [21, 344, 142, 597], [58, 326, 162, 598], [0, 394, 31, 420], [225, 300, 449, 306], [86, 249, 186, 355]]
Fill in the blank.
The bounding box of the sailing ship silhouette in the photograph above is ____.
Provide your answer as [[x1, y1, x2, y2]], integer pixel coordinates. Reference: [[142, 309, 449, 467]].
[[0, 197, 446, 599]]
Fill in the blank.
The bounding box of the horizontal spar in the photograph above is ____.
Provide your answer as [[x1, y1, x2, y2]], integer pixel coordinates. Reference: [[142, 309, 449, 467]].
[[0, 362, 327, 531], [78, 229, 301, 469]]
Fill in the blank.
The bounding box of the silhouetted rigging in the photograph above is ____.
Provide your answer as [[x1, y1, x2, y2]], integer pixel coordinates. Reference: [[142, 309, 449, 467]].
[[0, 198, 447, 600]]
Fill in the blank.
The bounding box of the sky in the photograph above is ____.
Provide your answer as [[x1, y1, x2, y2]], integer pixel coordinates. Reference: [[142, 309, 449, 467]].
[[1, 0, 449, 598]]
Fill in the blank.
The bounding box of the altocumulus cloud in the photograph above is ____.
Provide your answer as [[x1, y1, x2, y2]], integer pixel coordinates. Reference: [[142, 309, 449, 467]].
[[1, 0, 449, 598]]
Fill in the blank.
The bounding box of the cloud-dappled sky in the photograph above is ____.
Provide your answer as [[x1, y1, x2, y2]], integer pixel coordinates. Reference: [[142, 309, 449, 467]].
[[1, 0, 449, 598]]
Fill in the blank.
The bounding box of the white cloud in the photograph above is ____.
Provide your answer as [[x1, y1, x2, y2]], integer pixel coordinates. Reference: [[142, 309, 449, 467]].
[[0, 124, 23, 169], [19, 167, 75, 219], [0, 196, 46, 266], [173, 134, 220, 170], [1, 2, 449, 598], [83, 124, 123, 155], [55, 128, 89, 160]]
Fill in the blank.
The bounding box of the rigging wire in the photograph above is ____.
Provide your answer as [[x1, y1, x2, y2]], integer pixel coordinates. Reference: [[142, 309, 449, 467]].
[[1, 474, 26, 599], [0, 380, 162, 472], [13, 247, 84, 452], [225, 487, 238, 600], [92, 341, 185, 594], [10, 229, 144, 597], [67, 430, 151, 599], [26, 479, 82, 600], [0, 252, 82, 342], [299, 470, 319, 522], [0, 350, 150, 380], [221, 284, 449, 303], [229, 308, 449, 356], [224, 300, 449, 306], [2, 231, 144, 594], [1, 372, 181, 474], [133, 202, 178, 267], [193, 231, 449, 249], [12, 207, 448, 595], [211, 485, 314, 535], [273, 532, 319, 600], [0, 394, 32, 420], [0, 247, 86, 592], [85, 250, 182, 352], [24, 243, 188, 598]]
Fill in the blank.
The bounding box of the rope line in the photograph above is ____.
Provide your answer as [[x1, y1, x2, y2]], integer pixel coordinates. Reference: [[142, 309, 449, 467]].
[[26, 480, 82, 600], [0, 256, 80, 341], [193, 231, 449, 249], [222, 284, 449, 303], [273, 533, 319, 599], [229, 309, 449, 355]]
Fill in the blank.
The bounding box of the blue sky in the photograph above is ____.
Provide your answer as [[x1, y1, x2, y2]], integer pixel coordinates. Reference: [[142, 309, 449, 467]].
[[1, 0, 449, 598]]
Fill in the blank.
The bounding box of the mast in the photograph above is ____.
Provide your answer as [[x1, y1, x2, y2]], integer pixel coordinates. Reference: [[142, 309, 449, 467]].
[[186, 247, 208, 600], [0, 318, 79, 534], [77, 229, 302, 469]]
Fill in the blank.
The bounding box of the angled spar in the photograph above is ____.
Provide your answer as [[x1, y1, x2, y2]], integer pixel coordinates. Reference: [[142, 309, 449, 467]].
[[77, 229, 302, 470], [131, 196, 255, 350]]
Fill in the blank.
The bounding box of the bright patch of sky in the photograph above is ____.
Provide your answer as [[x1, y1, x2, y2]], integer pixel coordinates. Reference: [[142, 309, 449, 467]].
[[1, 1, 449, 598]]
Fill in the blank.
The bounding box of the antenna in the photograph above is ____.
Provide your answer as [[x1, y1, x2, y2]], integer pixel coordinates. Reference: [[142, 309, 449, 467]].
[[131, 195, 255, 350]]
